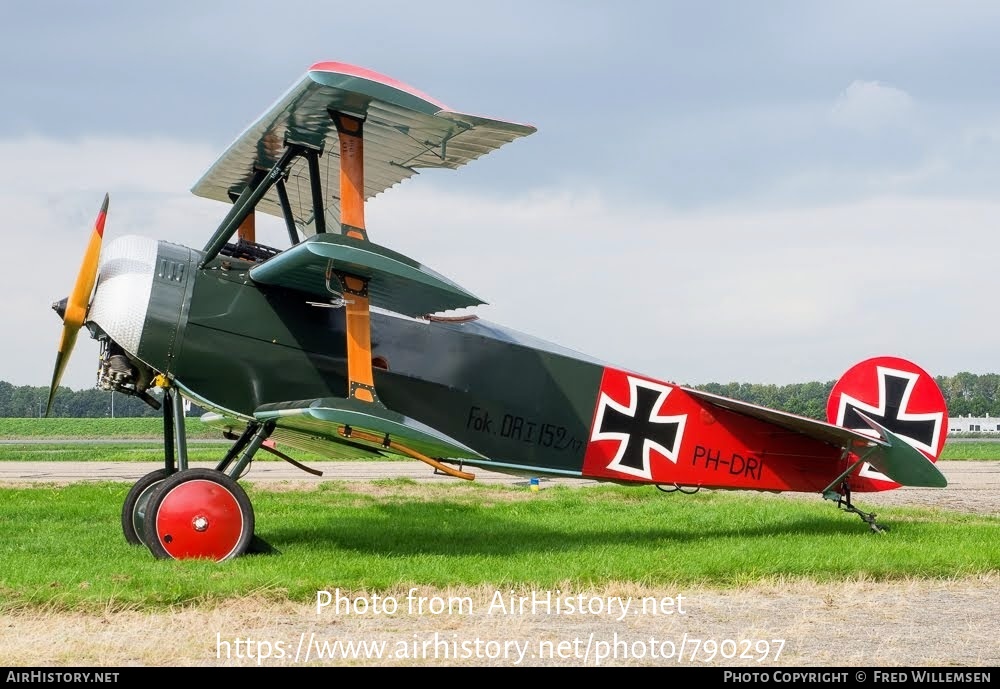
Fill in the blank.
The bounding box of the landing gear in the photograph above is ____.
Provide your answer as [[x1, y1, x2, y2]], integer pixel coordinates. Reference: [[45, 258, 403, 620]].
[[119, 378, 271, 560], [142, 468, 255, 561], [121, 468, 170, 545], [824, 480, 889, 534]]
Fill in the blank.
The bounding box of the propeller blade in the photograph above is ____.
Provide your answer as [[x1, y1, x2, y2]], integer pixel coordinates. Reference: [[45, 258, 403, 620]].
[[45, 194, 109, 417], [64, 193, 109, 329], [45, 325, 79, 417]]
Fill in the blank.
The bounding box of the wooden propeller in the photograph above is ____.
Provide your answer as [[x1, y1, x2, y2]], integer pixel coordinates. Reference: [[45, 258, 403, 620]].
[[46, 194, 108, 416]]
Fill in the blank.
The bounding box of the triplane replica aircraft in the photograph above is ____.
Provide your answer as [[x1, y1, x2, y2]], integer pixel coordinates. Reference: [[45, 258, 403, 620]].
[[48, 62, 949, 561]]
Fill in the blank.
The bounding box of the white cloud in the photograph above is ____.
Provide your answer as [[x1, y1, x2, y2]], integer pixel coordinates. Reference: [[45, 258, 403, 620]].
[[370, 184, 999, 385], [0, 136, 217, 194], [830, 80, 915, 133]]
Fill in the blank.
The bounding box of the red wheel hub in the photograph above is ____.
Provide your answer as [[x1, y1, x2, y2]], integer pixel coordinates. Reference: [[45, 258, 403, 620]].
[[154, 479, 246, 561]]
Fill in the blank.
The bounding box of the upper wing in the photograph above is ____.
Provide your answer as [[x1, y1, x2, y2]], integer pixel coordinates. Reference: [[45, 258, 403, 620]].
[[682, 387, 947, 488], [191, 61, 536, 236]]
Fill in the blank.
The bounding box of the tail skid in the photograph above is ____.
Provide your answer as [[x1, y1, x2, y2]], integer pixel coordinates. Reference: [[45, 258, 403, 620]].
[[823, 479, 890, 534], [818, 424, 944, 535]]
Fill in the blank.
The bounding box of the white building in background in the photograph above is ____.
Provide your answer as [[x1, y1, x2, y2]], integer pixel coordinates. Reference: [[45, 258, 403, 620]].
[[948, 416, 1000, 434]]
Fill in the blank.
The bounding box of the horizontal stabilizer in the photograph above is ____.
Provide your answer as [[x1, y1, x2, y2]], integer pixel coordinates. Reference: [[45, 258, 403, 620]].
[[249, 233, 483, 315], [855, 413, 948, 488], [682, 387, 886, 450]]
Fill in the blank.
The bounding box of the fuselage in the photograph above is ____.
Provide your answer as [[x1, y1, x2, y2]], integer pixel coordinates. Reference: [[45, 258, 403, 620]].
[[88, 235, 875, 493], [90, 236, 607, 474]]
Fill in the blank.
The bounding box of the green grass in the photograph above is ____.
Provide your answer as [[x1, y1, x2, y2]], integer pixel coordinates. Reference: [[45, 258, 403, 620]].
[[0, 442, 333, 464], [0, 442, 228, 462], [0, 417, 220, 439], [0, 480, 996, 613], [940, 441, 1000, 460]]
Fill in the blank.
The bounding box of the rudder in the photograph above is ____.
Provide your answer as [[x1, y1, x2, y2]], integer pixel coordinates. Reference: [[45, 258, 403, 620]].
[[826, 355, 948, 461], [826, 356, 948, 490]]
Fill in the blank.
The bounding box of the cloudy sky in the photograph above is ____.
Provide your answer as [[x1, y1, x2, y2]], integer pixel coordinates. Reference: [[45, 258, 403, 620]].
[[4, 1, 1000, 395]]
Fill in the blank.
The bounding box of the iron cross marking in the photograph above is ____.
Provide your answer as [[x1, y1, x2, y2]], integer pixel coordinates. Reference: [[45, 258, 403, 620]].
[[841, 372, 938, 449], [594, 378, 685, 479]]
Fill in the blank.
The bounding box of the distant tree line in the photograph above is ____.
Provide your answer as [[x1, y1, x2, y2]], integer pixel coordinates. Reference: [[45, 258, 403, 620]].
[[692, 380, 835, 420], [687, 373, 1000, 419], [0, 381, 204, 418], [933, 373, 1000, 418], [1, 373, 998, 419]]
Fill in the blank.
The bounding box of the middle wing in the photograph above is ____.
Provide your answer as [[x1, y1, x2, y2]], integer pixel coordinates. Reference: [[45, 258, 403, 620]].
[[247, 232, 483, 316]]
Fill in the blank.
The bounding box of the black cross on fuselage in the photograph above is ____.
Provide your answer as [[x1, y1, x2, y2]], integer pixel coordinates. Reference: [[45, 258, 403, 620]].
[[597, 385, 682, 474], [841, 373, 937, 448]]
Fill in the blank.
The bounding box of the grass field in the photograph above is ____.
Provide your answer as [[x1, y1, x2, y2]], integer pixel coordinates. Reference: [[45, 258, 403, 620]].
[[0, 479, 997, 612], [0, 417, 220, 439], [938, 441, 1000, 459], [0, 442, 338, 464], [2, 420, 996, 667]]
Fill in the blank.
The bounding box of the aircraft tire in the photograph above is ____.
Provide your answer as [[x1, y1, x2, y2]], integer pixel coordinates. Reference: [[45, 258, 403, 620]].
[[121, 468, 171, 546], [142, 468, 255, 562]]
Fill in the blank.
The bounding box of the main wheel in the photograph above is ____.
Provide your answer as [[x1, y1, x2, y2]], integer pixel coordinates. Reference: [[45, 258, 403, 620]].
[[142, 469, 255, 562], [121, 468, 171, 546]]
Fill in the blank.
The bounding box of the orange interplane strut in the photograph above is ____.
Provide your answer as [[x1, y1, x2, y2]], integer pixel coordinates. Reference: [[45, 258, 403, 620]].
[[334, 112, 366, 240]]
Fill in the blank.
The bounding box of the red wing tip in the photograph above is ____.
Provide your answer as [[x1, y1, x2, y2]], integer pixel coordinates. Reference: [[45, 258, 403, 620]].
[[306, 61, 449, 110]]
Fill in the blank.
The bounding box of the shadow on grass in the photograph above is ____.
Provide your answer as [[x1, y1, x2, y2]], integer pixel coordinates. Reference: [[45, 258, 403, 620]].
[[256, 497, 886, 558]]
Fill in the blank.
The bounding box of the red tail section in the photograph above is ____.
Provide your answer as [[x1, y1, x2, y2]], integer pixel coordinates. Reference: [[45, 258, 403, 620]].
[[826, 356, 948, 490]]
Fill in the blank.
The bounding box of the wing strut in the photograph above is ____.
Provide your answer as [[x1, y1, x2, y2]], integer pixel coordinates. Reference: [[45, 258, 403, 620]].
[[205, 107, 474, 404], [329, 110, 378, 404], [200, 146, 305, 267], [332, 112, 368, 241], [237, 209, 255, 243], [275, 179, 300, 245]]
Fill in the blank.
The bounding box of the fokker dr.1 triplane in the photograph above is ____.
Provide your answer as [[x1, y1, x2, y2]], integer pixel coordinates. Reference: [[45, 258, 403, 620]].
[[47, 61, 949, 560]]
